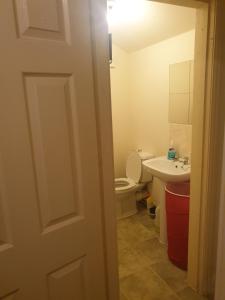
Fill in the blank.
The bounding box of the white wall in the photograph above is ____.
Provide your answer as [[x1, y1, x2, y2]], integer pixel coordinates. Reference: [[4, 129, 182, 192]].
[[129, 30, 195, 157], [110, 30, 195, 178], [110, 44, 134, 178]]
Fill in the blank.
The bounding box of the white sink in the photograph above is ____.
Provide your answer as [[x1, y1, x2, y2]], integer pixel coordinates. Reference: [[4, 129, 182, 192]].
[[143, 156, 190, 183]]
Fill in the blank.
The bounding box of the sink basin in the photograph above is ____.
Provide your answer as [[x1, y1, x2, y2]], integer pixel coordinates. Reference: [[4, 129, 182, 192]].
[[143, 156, 190, 183]]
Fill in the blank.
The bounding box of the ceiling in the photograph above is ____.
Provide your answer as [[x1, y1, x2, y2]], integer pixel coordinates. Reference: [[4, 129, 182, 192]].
[[108, 1, 196, 52]]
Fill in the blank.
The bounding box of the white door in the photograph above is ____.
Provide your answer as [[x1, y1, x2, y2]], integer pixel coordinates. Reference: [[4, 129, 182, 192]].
[[0, 0, 107, 299]]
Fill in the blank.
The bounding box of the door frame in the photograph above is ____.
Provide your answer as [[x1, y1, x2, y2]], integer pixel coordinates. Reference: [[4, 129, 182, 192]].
[[90, 0, 224, 298], [213, 1, 225, 299], [90, 1, 119, 299], [215, 127, 225, 300]]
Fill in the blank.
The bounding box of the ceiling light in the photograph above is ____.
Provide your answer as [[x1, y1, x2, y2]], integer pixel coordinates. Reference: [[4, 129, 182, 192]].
[[107, 0, 145, 26]]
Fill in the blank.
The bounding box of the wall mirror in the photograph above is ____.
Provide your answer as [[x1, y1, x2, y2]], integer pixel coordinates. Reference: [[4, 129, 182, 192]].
[[169, 60, 194, 124]]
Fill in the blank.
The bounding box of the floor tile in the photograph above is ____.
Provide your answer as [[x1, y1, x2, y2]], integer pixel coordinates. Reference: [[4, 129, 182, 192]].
[[120, 292, 129, 300], [117, 217, 157, 248], [167, 295, 181, 300], [135, 237, 168, 265], [130, 211, 156, 230], [120, 268, 176, 300], [118, 246, 151, 279], [117, 207, 205, 300], [151, 260, 187, 292], [178, 287, 208, 300]]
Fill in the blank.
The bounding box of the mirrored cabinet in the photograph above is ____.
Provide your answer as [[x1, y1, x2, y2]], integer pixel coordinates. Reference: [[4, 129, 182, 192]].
[[169, 60, 194, 124]]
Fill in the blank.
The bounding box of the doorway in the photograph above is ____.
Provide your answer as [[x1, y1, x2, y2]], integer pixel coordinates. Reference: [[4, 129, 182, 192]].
[[91, 0, 221, 299], [109, 1, 199, 299]]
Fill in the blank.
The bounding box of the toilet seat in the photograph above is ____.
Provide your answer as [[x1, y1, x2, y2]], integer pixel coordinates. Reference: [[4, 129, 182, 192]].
[[115, 178, 136, 192]]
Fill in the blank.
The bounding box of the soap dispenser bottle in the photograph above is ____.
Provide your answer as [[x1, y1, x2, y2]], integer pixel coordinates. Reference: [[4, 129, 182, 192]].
[[168, 140, 176, 160]]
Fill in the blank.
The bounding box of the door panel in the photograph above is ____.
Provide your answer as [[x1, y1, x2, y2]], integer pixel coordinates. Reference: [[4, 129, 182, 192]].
[[47, 258, 86, 300], [0, 291, 19, 300], [25, 75, 81, 230], [0, 159, 12, 246], [0, 0, 106, 299], [14, 0, 71, 42]]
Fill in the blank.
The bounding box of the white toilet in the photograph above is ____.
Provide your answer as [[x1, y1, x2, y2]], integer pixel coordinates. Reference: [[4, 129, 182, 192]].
[[115, 151, 154, 219]]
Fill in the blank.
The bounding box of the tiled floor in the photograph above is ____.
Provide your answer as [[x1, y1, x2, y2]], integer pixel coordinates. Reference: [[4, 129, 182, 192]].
[[117, 203, 207, 300]]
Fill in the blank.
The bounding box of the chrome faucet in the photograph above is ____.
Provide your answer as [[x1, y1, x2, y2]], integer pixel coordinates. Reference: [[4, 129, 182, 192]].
[[179, 157, 189, 165]]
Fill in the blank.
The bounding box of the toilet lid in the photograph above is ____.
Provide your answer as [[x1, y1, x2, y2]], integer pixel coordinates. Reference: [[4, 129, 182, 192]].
[[126, 152, 142, 183]]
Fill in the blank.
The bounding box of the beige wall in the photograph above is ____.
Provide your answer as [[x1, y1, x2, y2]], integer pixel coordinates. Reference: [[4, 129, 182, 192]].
[[111, 30, 195, 178], [169, 124, 192, 158], [110, 44, 134, 178], [129, 30, 195, 157]]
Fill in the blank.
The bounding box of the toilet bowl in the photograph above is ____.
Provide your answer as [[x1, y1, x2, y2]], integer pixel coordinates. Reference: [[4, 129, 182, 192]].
[[115, 151, 154, 219], [115, 178, 137, 192]]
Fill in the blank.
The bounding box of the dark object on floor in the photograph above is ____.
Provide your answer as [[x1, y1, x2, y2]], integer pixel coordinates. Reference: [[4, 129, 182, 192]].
[[149, 205, 156, 219], [138, 198, 147, 209]]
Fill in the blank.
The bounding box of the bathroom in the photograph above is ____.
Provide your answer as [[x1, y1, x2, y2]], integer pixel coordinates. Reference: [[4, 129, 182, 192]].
[[108, 1, 204, 299]]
